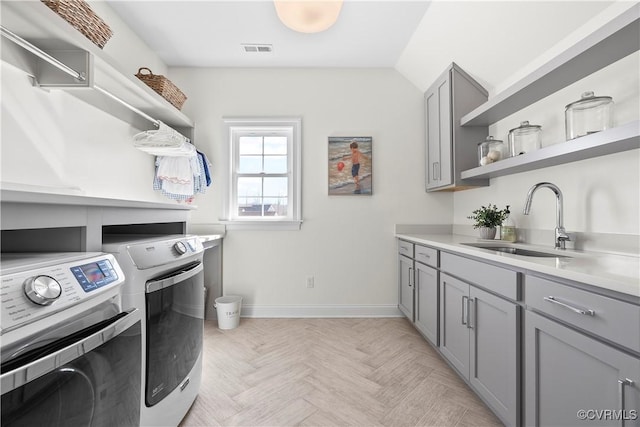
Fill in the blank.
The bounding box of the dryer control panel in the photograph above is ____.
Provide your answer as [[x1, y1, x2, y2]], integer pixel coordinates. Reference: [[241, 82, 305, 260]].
[[0, 253, 125, 334]]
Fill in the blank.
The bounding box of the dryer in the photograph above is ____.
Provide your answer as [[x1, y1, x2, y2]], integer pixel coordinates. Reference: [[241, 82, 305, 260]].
[[102, 235, 205, 427]]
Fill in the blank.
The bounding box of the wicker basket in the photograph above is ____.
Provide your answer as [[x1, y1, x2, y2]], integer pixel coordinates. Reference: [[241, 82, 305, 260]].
[[42, 0, 113, 49], [135, 67, 188, 110]]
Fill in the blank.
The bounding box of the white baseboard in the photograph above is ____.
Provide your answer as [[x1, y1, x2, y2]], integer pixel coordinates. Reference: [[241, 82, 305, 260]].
[[240, 304, 403, 318]]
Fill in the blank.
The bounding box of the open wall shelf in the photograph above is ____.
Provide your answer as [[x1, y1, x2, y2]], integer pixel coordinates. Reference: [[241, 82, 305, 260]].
[[461, 121, 640, 180], [0, 0, 193, 131], [461, 4, 639, 127]]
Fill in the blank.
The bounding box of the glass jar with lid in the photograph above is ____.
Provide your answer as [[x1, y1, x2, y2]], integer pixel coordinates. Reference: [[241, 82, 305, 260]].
[[508, 121, 542, 156], [565, 91, 614, 140], [477, 136, 506, 166]]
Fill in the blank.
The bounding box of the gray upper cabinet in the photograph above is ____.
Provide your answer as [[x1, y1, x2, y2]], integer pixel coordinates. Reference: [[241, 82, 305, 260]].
[[425, 63, 489, 191], [525, 310, 640, 427], [415, 262, 438, 346]]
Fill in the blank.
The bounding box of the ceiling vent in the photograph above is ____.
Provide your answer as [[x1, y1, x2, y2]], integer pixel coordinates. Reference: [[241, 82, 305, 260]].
[[242, 44, 273, 53]]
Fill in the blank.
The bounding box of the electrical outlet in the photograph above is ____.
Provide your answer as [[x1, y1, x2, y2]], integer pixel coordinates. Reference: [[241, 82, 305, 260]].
[[306, 276, 314, 288]]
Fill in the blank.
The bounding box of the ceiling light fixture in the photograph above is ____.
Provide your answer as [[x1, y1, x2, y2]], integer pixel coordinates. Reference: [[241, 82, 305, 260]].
[[273, 0, 344, 34]]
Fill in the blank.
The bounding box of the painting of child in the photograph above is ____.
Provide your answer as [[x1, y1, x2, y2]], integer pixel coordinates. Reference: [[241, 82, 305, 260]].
[[328, 137, 372, 195]]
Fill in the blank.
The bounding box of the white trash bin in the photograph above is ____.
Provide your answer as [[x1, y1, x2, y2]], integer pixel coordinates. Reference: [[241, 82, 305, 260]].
[[214, 295, 242, 330]]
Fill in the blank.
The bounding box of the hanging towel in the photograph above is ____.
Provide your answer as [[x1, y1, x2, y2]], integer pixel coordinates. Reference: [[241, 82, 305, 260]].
[[153, 152, 208, 202], [156, 155, 196, 196], [197, 150, 212, 186]]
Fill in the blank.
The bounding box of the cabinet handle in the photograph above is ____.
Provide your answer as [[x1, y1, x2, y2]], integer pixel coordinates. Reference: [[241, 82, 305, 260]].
[[543, 296, 595, 316], [467, 297, 474, 330], [461, 295, 468, 325], [618, 378, 633, 427], [408, 267, 413, 287], [433, 162, 439, 180], [417, 252, 430, 258]]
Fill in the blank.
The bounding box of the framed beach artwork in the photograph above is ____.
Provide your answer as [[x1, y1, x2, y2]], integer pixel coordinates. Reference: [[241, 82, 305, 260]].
[[328, 136, 372, 195]]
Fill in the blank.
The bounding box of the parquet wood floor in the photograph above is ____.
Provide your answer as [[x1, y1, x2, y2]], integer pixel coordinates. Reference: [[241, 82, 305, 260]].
[[180, 318, 503, 427]]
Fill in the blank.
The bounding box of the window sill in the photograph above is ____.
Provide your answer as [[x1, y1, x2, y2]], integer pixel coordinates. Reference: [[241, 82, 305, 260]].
[[220, 220, 303, 231]]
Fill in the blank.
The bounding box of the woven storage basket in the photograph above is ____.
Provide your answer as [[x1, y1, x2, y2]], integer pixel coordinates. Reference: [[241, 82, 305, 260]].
[[135, 68, 188, 110], [42, 0, 113, 49]]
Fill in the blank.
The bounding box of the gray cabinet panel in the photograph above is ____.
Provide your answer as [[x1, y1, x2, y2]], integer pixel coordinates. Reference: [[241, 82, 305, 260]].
[[415, 245, 438, 268], [526, 275, 640, 353], [424, 63, 488, 191], [525, 311, 640, 427], [415, 262, 438, 346], [398, 254, 414, 321], [470, 286, 519, 426], [440, 271, 520, 426], [441, 252, 520, 300], [440, 273, 470, 378], [398, 240, 414, 258], [425, 77, 450, 189]]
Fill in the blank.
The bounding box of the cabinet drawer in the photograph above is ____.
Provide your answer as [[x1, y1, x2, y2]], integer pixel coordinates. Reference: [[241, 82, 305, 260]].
[[440, 252, 519, 300], [415, 245, 437, 267], [525, 276, 640, 353], [398, 240, 414, 258]]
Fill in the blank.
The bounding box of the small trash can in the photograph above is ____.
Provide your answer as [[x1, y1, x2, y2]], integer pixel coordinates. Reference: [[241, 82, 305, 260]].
[[214, 295, 242, 330]]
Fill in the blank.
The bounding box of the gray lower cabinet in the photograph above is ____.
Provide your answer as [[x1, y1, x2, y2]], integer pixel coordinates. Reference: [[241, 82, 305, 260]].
[[415, 262, 438, 346], [525, 310, 640, 427], [440, 273, 519, 426], [398, 254, 414, 321]]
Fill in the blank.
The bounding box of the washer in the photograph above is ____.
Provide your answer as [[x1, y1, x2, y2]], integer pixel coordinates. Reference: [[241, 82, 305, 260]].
[[102, 235, 205, 427], [1, 252, 142, 427]]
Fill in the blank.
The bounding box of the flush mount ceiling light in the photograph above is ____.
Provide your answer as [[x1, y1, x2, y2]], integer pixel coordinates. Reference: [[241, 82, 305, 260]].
[[274, 0, 344, 33]]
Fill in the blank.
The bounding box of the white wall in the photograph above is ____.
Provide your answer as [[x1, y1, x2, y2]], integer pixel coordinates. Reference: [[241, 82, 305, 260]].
[[170, 67, 451, 311], [453, 54, 640, 236], [396, 0, 639, 240]]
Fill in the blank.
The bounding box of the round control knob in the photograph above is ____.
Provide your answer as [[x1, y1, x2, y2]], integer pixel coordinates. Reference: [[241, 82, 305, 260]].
[[174, 241, 188, 255], [24, 275, 62, 306]]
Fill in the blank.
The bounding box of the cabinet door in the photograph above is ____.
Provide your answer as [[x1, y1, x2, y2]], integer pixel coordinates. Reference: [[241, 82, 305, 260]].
[[425, 71, 452, 190], [525, 311, 640, 427], [398, 255, 414, 321], [439, 273, 469, 379], [415, 262, 438, 346], [470, 286, 520, 426]]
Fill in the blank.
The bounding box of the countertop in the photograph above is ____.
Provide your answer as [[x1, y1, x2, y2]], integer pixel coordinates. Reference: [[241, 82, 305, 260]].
[[396, 233, 640, 300], [198, 234, 224, 250]]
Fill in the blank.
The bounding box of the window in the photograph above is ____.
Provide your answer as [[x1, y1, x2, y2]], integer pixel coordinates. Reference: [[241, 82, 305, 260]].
[[223, 118, 302, 230]]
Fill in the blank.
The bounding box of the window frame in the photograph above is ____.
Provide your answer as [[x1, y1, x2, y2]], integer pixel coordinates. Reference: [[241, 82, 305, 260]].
[[222, 117, 302, 230]]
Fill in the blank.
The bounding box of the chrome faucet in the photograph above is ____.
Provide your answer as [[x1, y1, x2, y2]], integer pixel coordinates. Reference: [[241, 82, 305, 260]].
[[523, 182, 570, 249]]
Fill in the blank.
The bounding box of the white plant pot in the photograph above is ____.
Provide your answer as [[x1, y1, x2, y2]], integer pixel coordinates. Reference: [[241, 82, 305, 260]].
[[479, 227, 497, 240]]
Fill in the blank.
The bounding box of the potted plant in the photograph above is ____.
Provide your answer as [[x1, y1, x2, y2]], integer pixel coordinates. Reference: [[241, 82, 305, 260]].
[[467, 204, 508, 239]]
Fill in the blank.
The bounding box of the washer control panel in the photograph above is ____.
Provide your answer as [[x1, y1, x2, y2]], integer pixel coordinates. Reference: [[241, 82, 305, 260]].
[[0, 253, 125, 334], [70, 259, 119, 292]]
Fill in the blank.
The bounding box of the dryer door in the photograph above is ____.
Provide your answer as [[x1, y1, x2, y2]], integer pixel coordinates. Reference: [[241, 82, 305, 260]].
[[145, 262, 204, 406]]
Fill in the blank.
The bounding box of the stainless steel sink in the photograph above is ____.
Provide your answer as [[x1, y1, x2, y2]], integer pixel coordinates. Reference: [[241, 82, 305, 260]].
[[461, 243, 570, 258]]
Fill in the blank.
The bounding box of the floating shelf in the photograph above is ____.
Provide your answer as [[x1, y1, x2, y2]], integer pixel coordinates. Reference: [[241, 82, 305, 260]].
[[460, 121, 640, 180], [461, 4, 640, 127], [0, 0, 193, 131]]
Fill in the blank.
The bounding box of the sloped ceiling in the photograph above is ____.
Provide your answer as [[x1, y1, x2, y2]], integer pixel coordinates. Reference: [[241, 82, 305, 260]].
[[395, 1, 614, 94]]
